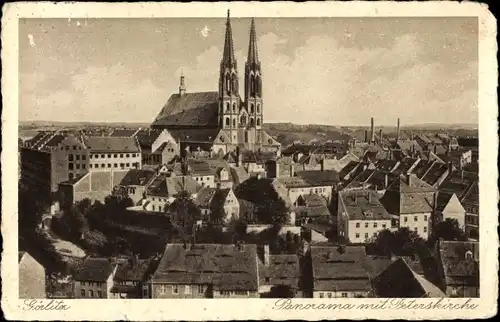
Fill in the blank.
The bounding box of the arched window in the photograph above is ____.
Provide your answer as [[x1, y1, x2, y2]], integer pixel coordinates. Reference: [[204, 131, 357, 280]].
[[232, 103, 236, 112], [226, 102, 230, 112], [256, 118, 261, 126], [250, 117, 255, 127], [232, 118, 236, 127], [256, 103, 260, 113], [240, 115, 246, 125], [250, 74, 255, 96], [232, 74, 237, 92], [244, 131, 249, 143], [226, 74, 231, 94], [225, 117, 230, 127], [257, 76, 262, 96], [250, 103, 255, 114]]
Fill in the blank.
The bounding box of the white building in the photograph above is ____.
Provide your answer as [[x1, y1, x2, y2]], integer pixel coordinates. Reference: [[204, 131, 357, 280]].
[[84, 136, 142, 171]]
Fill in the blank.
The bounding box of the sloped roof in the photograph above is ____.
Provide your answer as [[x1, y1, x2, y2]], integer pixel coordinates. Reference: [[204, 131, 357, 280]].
[[74, 257, 115, 282], [146, 175, 201, 197], [152, 243, 259, 291], [421, 163, 449, 186], [168, 128, 221, 143], [118, 169, 157, 186], [438, 241, 479, 286], [195, 187, 216, 208], [259, 254, 300, 288], [135, 129, 165, 149], [114, 258, 152, 282], [84, 136, 140, 153], [295, 170, 340, 186], [339, 190, 392, 221], [152, 92, 219, 127], [109, 128, 138, 137]]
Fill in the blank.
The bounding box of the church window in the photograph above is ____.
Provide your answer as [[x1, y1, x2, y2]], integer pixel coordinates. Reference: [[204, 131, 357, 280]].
[[250, 104, 255, 114], [232, 103, 236, 112], [256, 103, 260, 113], [225, 117, 230, 127], [250, 118, 255, 127], [226, 103, 230, 112], [226, 74, 231, 94], [240, 115, 246, 126], [245, 131, 249, 143], [256, 76, 262, 96], [256, 118, 261, 126], [250, 74, 255, 96], [232, 74, 237, 92], [232, 118, 236, 127]]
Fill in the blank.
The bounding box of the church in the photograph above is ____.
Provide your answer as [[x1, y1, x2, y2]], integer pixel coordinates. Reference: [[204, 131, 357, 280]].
[[151, 11, 281, 156]]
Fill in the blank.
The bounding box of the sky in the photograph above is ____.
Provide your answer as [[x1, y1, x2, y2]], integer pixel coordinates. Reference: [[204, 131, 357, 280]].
[[19, 16, 478, 126]]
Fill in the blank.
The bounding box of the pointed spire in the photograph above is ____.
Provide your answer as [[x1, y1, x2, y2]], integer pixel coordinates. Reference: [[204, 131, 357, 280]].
[[222, 9, 236, 68], [247, 17, 259, 64]]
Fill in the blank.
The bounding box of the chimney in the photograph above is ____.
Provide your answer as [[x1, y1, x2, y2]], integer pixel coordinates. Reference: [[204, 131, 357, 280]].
[[396, 118, 400, 142], [448, 161, 453, 174], [179, 70, 186, 96], [406, 173, 412, 186], [320, 158, 325, 171], [379, 129, 383, 143], [364, 130, 368, 143], [370, 117, 375, 143]]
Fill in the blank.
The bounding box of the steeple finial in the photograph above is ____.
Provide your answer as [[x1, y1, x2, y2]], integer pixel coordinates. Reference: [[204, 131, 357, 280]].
[[247, 17, 259, 64], [227, 9, 230, 19]]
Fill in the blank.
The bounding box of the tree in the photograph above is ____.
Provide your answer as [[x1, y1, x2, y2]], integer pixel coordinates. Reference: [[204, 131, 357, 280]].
[[430, 218, 467, 245], [209, 190, 227, 225], [168, 190, 202, 242], [266, 285, 295, 298], [371, 227, 426, 257]]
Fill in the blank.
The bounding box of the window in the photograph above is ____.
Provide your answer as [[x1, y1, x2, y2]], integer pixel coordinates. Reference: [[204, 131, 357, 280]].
[[185, 285, 191, 294], [101, 154, 105, 158], [73, 145, 77, 150], [319, 293, 324, 298], [76, 164, 80, 169], [225, 117, 230, 126], [404, 216, 408, 223], [81, 282, 85, 286], [160, 285, 167, 294], [356, 223, 360, 228], [97, 291, 102, 298], [89, 290, 94, 297], [250, 103, 255, 114], [152, 205, 155, 211], [233, 118, 236, 127], [108, 164, 111, 168], [82, 155, 86, 160], [226, 102, 230, 112], [114, 154, 118, 158], [423, 227, 427, 233], [256, 118, 261, 126], [108, 154, 111, 158], [198, 285, 204, 294], [265, 277, 270, 283], [374, 223, 378, 228], [82, 164, 86, 169], [120, 163, 124, 168], [126, 154, 130, 158], [114, 163, 118, 168], [342, 293, 348, 298], [101, 164, 105, 168], [382, 224, 386, 229], [143, 289, 148, 297], [257, 104, 260, 113], [173, 285, 179, 294], [414, 216, 418, 222], [364, 223, 368, 228], [327, 293, 332, 298], [126, 163, 130, 167], [69, 154, 74, 161], [364, 233, 368, 239], [424, 215, 428, 221], [68, 163, 74, 170], [120, 154, 124, 158], [355, 233, 360, 238], [81, 289, 85, 297], [414, 227, 418, 232], [233, 103, 236, 112]]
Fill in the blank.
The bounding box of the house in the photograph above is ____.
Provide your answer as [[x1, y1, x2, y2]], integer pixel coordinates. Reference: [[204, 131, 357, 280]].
[[380, 173, 436, 239], [337, 190, 393, 243], [19, 251, 46, 299], [294, 194, 331, 226], [435, 240, 479, 297], [143, 174, 201, 212], [116, 168, 157, 205], [434, 192, 466, 230], [195, 187, 240, 224], [83, 136, 142, 171], [372, 258, 445, 298], [257, 245, 301, 297], [185, 159, 217, 188], [135, 128, 180, 166], [276, 170, 340, 205], [149, 243, 259, 298], [310, 245, 372, 298], [110, 256, 158, 299], [74, 257, 118, 299], [58, 170, 129, 209]]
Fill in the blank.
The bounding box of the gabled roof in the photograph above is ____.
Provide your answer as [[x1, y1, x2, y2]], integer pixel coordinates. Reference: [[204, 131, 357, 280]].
[[135, 129, 166, 149], [118, 169, 157, 186], [295, 170, 340, 186], [152, 92, 219, 127], [146, 174, 201, 197], [339, 190, 392, 221], [109, 128, 139, 137], [83, 136, 140, 153], [438, 240, 479, 286], [74, 257, 115, 282], [152, 243, 259, 291], [195, 187, 217, 208], [114, 258, 153, 282], [259, 254, 300, 288]]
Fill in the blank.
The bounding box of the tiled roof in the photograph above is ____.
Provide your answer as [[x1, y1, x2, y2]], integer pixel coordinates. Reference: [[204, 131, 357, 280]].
[[186, 159, 216, 176], [74, 257, 115, 282], [195, 187, 217, 208], [421, 163, 449, 186], [168, 128, 221, 143], [259, 254, 300, 288], [118, 169, 157, 186], [457, 137, 478, 148], [84, 136, 140, 153], [439, 170, 478, 200], [152, 92, 219, 127], [298, 194, 327, 207], [435, 191, 454, 212], [135, 129, 165, 149], [339, 161, 360, 179], [230, 166, 250, 185], [380, 174, 436, 215], [146, 175, 201, 197], [339, 190, 392, 221], [240, 150, 276, 164], [152, 243, 259, 291], [295, 170, 340, 186], [18, 251, 26, 263], [109, 128, 138, 137], [311, 246, 371, 292], [295, 204, 330, 218], [439, 241, 479, 286], [114, 258, 152, 282], [376, 159, 399, 172]]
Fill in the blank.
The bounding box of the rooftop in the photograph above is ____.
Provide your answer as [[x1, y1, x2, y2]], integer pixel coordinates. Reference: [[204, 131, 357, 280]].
[[74, 257, 115, 282]]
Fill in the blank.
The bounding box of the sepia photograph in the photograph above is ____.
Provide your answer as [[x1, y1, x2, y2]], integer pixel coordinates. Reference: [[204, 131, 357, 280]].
[[2, 1, 498, 321]]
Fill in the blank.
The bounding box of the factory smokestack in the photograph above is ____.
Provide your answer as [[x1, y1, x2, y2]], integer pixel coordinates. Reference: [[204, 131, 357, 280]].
[[370, 117, 375, 143], [396, 118, 400, 142]]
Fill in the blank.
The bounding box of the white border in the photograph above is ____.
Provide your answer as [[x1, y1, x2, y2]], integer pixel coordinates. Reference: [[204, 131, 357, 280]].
[[2, 1, 498, 320]]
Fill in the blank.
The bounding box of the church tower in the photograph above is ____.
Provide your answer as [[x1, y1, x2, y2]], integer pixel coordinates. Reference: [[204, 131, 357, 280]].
[[219, 10, 240, 144], [244, 18, 263, 146]]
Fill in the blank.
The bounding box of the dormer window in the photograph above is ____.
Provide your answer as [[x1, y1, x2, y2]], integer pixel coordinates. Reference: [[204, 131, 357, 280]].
[[465, 250, 473, 260]]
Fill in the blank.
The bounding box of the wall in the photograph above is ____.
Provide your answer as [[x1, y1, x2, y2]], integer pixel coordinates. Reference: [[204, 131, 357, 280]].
[[213, 290, 259, 298], [144, 195, 175, 212], [124, 185, 146, 205], [288, 186, 332, 206], [152, 283, 208, 298], [313, 290, 369, 298], [74, 280, 109, 298], [192, 174, 216, 188], [161, 141, 179, 164], [20, 148, 52, 203], [347, 219, 392, 243], [89, 152, 141, 172], [399, 212, 431, 239], [19, 253, 46, 299]]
